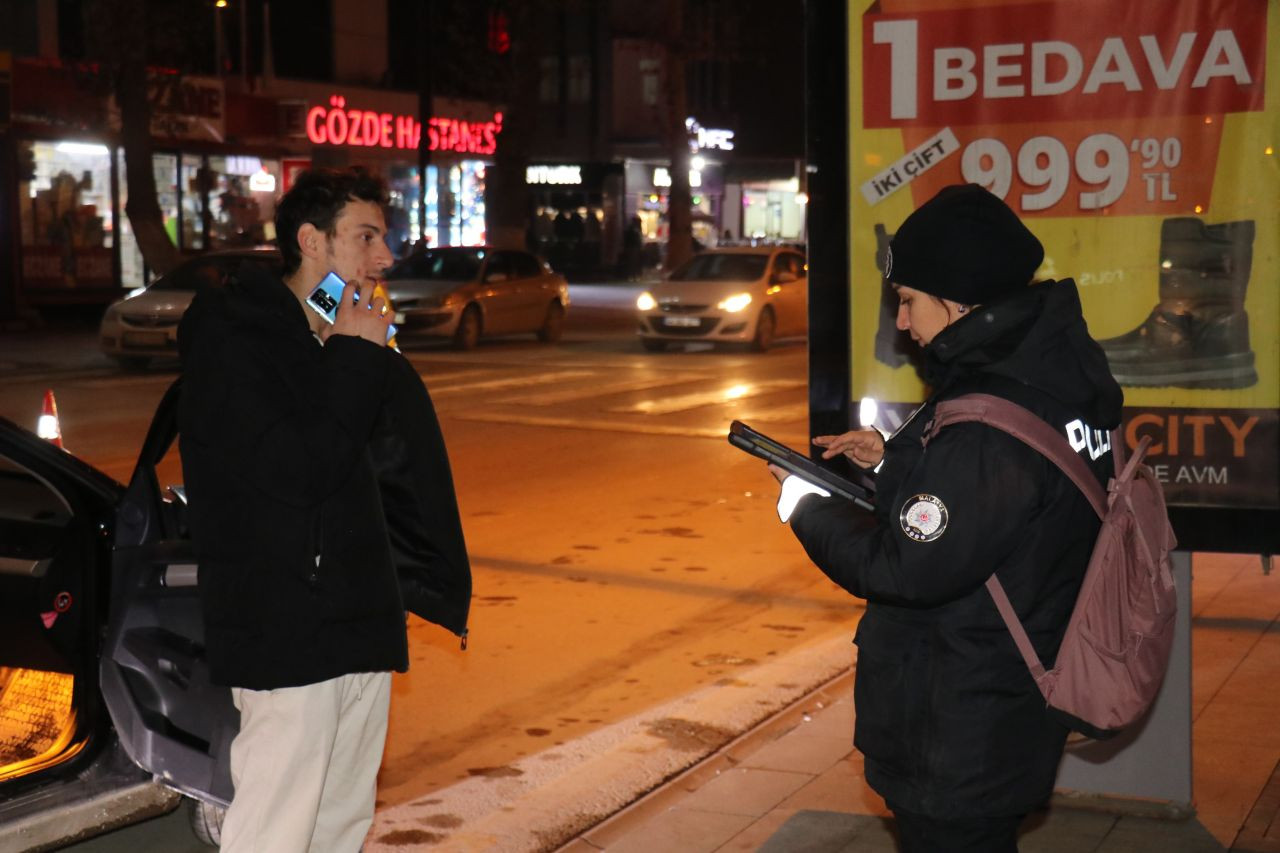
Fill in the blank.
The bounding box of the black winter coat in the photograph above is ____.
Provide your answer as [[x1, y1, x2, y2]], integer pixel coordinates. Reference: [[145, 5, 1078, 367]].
[[177, 262, 470, 689], [789, 279, 1122, 819]]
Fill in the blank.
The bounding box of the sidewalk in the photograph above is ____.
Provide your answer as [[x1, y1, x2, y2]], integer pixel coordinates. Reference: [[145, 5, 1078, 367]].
[[557, 552, 1280, 853]]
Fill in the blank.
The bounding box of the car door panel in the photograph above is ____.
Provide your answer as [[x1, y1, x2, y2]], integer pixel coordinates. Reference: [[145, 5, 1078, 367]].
[[99, 378, 238, 806]]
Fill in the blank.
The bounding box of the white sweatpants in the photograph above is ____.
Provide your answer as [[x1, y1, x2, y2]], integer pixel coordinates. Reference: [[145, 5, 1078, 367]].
[[219, 671, 392, 853]]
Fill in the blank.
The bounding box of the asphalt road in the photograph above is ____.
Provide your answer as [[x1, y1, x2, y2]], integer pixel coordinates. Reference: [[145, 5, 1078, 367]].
[[2, 286, 860, 850]]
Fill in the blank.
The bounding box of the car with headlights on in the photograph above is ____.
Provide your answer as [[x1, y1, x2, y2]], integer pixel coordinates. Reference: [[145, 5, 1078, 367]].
[[635, 246, 807, 352], [98, 248, 282, 370], [383, 247, 570, 350]]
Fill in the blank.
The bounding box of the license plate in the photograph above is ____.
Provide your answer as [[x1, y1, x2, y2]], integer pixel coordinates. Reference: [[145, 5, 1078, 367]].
[[663, 316, 701, 328], [122, 331, 169, 348]]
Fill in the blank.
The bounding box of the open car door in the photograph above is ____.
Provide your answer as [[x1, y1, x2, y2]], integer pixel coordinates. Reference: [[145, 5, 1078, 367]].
[[99, 378, 238, 808]]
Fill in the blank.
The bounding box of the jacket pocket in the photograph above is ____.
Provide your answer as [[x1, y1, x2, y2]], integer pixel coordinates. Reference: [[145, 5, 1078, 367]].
[[853, 614, 931, 780]]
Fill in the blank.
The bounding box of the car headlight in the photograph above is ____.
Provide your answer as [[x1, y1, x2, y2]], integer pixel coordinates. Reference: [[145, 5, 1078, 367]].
[[717, 292, 753, 313], [636, 291, 658, 311]]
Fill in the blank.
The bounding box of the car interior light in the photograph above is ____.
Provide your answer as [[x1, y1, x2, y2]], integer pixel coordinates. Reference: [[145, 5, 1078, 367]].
[[0, 668, 80, 783], [636, 292, 658, 311], [717, 293, 752, 313]]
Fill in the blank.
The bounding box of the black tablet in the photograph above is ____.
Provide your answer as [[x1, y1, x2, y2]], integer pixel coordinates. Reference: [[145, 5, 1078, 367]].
[[728, 420, 876, 511]]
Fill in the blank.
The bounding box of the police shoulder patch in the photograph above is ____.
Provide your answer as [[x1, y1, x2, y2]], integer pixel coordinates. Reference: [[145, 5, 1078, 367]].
[[899, 494, 948, 542]]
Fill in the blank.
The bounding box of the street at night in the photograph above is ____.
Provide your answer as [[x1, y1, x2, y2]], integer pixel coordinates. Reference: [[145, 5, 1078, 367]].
[[1, 288, 862, 850]]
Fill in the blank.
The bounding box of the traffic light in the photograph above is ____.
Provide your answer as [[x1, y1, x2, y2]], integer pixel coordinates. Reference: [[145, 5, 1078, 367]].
[[487, 10, 511, 55]]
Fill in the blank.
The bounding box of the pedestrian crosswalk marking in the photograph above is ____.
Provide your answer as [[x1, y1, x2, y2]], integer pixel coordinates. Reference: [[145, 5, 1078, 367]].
[[737, 401, 810, 424], [607, 380, 805, 415], [501, 375, 707, 406], [454, 410, 808, 445], [427, 369, 597, 396]]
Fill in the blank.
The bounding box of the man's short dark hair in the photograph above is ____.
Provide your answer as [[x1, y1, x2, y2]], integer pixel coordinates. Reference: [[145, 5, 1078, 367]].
[[275, 168, 389, 275]]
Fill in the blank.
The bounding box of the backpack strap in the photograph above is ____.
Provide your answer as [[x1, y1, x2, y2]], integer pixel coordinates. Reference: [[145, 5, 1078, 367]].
[[926, 393, 1108, 519], [924, 393, 1114, 689]]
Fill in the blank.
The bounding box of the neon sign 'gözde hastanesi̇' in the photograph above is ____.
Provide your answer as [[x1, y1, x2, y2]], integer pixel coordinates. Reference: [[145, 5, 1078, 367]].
[[306, 95, 503, 155]]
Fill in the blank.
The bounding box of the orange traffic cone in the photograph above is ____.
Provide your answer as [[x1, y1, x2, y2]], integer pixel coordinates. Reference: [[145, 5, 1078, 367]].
[[37, 389, 63, 449]]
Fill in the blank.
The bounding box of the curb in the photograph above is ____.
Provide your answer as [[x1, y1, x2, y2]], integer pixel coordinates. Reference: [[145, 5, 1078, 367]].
[[364, 632, 856, 853], [558, 667, 855, 852]]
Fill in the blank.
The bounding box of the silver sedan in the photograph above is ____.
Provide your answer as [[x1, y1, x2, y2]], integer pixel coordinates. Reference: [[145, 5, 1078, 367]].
[[384, 247, 570, 349]]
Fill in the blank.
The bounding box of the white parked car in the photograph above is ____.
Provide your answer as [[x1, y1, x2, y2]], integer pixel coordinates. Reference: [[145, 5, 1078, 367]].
[[635, 246, 808, 352], [98, 248, 281, 369], [383, 247, 570, 349]]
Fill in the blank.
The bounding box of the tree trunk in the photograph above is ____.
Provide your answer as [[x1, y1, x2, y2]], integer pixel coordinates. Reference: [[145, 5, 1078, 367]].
[[664, 0, 693, 273], [94, 0, 182, 278]]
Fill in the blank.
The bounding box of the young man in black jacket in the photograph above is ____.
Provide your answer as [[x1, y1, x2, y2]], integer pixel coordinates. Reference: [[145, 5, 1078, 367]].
[[178, 168, 469, 851]]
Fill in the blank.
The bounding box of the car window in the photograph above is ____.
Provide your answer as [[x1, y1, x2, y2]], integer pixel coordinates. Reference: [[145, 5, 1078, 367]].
[[778, 253, 806, 278], [150, 258, 229, 292], [509, 252, 543, 279], [387, 249, 484, 281], [669, 253, 769, 282], [148, 255, 280, 292], [482, 253, 514, 281]]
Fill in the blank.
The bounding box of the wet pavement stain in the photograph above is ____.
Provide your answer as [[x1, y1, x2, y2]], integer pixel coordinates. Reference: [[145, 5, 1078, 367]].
[[378, 829, 445, 845], [659, 556, 677, 562], [573, 544, 600, 550], [645, 716, 736, 752], [638, 526, 703, 538], [558, 717, 580, 723], [551, 555, 574, 565], [715, 677, 752, 687], [692, 653, 756, 667], [762, 623, 806, 633], [418, 815, 464, 829], [412, 798, 444, 806], [526, 727, 552, 736], [684, 565, 709, 572], [467, 765, 524, 779], [615, 537, 631, 543], [477, 595, 518, 604], [650, 567, 667, 572], [567, 576, 589, 583], [635, 513, 657, 519]]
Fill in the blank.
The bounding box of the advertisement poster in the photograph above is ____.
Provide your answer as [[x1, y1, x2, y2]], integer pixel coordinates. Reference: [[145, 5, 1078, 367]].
[[847, 0, 1277, 510]]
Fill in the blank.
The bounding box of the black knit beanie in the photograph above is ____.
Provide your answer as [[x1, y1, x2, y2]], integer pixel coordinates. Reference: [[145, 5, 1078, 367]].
[[884, 184, 1043, 305]]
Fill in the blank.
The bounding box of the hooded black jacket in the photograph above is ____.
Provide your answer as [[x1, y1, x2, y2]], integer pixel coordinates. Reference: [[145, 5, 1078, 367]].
[[177, 261, 470, 689], [789, 279, 1122, 819]]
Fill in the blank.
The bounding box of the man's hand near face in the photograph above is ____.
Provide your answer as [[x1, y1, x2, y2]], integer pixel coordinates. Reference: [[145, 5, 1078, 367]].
[[325, 279, 392, 346]]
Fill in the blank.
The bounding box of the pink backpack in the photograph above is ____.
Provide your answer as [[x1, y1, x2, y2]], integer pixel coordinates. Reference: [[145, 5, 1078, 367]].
[[927, 393, 1178, 739]]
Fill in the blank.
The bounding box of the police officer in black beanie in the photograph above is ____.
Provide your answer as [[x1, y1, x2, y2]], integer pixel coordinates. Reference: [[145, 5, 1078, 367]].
[[768, 184, 1122, 852]]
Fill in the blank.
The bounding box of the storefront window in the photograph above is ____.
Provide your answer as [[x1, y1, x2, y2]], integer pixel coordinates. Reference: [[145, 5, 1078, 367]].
[[208, 156, 281, 249], [449, 161, 486, 247], [180, 154, 208, 251], [18, 140, 115, 292], [742, 180, 806, 242], [386, 164, 437, 256], [117, 151, 179, 289]]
